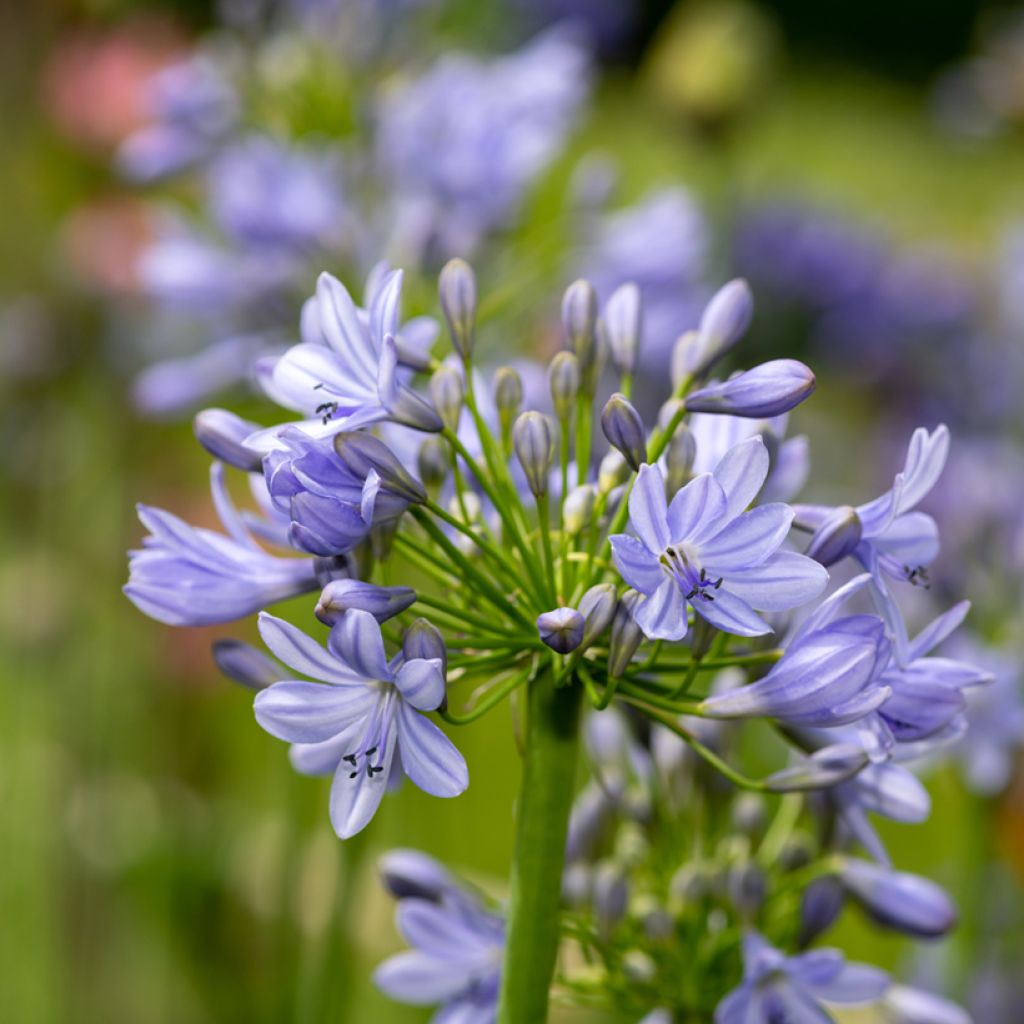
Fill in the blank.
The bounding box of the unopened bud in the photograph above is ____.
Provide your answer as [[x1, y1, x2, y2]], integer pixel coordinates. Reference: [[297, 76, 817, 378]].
[[598, 448, 629, 494], [493, 366, 523, 440], [402, 618, 448, 676], [685, 360, 816, 418], [730, 794, 766, 837], [537, 606, 585, 654], [608, 590, 644, 677], [601, 393, 647, 471], [694, 278, 753, 375], [194, 408, 263, 471], [333, 431, 426, 504], [212, 639, 282, 690], [880, 985, 972, 1024], [429, 364, 465, 432], [512, 411, 556, 497], [669, 864, 708, 911], [417, 436, 449, 491], [671, 330, 700, 389], [665, 424, 696, 496], [592, 861, 628, 931], [621, 950, 657, 985], [764, 743, 869, 792], [798, 876, 845, 946], [438, 258, 477, 360], [563, 484, 597, 533], [315, 579, 417, 626], [806, 505, 863, 567], [601, 282, 642, 376], [838, 858, 957, 938], [562, 279, 599, 388], [547, 350, 580, 420], [578, 583, 617, 648], [728, 863, 766, 917]]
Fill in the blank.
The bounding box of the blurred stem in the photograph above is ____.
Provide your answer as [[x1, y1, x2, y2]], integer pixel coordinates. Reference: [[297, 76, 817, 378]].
[[497, 669, 581, 1024]]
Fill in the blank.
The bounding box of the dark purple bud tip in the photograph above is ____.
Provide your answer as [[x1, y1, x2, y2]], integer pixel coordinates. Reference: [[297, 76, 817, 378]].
[[806, 506, 862, 567], [537, 607, 585, 654], [600, 393, 647, 471]]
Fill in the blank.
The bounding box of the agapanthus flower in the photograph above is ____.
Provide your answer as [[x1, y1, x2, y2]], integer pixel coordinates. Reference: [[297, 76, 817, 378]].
[[253, 610, 468, 837], [125, 463, 340, 626], [880, 984, 972, 1024], [715, 931, 888, 1023], [837, 858, 957, 938], [795, 425, 949, 664], [610, 436, 827, 641], [700, 575, 891, 727], [253, 268, 441, 446], [374, 850, 504, 1023]]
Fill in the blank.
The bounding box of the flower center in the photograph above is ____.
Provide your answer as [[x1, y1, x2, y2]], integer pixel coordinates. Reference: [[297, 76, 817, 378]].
[[342, 686, 395, 779], [660, 543, 724, 602]]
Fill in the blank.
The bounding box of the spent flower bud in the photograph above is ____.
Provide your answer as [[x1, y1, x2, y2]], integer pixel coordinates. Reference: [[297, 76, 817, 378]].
[[601, 393, 647, 471], [601, 282, 642, 376], [536, 607, 585, 654], [438, 258, 477, 360], [685, 359, 816, 418], [547, 351, 580, 420], [194, 408, 263, 471], [512, 411, 556, 497], [429, 364, 465, 433]]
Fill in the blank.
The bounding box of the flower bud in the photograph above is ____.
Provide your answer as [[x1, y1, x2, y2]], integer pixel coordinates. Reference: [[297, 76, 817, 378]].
[[562, 862, 592, 907], [512, 411, 556, 497], [601, 393, 647, 472], [537, 607, 585, 654], [194, 408, 263, 471], [633, 895, 674, 942], [839, 858, 957, 938], [438, 257, 477, 360], [380, 335, 445, 432], [547, 350, 580, 421], [798, 876, 845, 946], [669, 864, 708, 910], [212, 639, 282, 690], [333, 431, 426, 504], [694, 278, 753, 374], [592, 861, 628, 931], [316, 579, 417, 626], [598, 448, 629, 494], [671, 330, 700, 389], [578, 583, 617, 648], [621, 950, 657, 985], [563, 484, 597, 533], [730, 794, 766, 836], [778, 833, 814, 872], [493, 366, 523, 439], [608, 590, 644, 677], [417, 436, 449, 491], [764, 743, 869, 792], [728, 863, 766, 917], [685, 359, 816, 418], [665, 424, 696, 496], [806, 505, 863, 567], [880, 985, 971, 1024], [601, 282, 642, 376], [429, 364, 465, 432], [402, 618, 448, 676], [562, 279, 599, 387], [379, 848, 458, 903]]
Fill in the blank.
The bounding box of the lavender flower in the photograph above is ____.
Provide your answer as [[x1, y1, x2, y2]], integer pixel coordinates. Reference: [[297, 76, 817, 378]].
[[714, 931, 888, 1023], [610, 437, 827, 641], [253, 269, 441, 446], [253, 610, 468, 838], [838, 858, 957, 938], [125, 464, 333, 626], [685, 360, 816, 418], [374, 858, 504, 1023], [880, 984, 972, 1024]]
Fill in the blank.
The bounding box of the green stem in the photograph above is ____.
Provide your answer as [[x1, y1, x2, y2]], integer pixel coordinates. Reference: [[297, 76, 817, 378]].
[[496, 670, 582, 1024]]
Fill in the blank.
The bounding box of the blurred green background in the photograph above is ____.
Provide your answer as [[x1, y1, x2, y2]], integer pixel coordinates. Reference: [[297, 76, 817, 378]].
[[2, 1, 1023, 1021]]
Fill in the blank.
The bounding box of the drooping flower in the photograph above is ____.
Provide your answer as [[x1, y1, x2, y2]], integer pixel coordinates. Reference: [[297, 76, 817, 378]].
[[714, 931, 888, 1023], [610, 436, 827, 641], [795, 425, 949, 664], [252, 269, 441, 446], [700, 575, 891, 728], [125, 463, 340, 626], [253, 610, 468, 838], [374, 853, 504, 1024]]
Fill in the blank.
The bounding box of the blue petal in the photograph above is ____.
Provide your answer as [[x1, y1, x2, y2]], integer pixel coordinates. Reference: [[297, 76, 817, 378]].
[[712, 435, 769, 519], [329, 716, 397, 837], [258, 612, 364, 685], [328, 609, 393, 681], [610, 534, 664, 594], [396, 702, 469, 798], [629, 464, 670, 552], [633, 578, 688, 641], [254, 681, 376, 743], [723, 551, 828, 611], [373, 950, 475, 1005], [394, 658, 447, 711], [699, 504, 794, 571], [665, 473, 726, 541], [692, 588, 771, 638]]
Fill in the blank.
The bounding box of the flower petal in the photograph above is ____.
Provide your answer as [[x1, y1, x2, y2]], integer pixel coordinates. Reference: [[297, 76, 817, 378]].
[[633, 578, 688, 641], [609, 534, 663, 594], [713, 435, 769, 519], [254, 681, 376, 743], [724, 551, 828, 611], [257, 613, 363, 685], [394, 658, 447, 711], [700, 503, 794, 570], [692, 588, 772, 638], [329, 716, 397, 837], [328, 609, 392, 681], [629, 464, 670, 552], [666, 473, 727, 541], [396, 702, 469, 798]]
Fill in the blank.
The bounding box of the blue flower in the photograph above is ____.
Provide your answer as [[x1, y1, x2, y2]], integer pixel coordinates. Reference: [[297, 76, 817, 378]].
[[125, 464, 331, 626], [700, 575, 892, 727], [715, 931, 888, 1023], [374, 854, 504, 1023], [253, 269, 441, 446], [795, 425, 949, 664], [610, 436, 827, 641], [253, 610, 468, 838]]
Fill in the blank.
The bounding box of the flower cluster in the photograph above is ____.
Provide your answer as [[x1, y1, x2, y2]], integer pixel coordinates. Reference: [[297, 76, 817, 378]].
[[125, 249, 991, 1023]]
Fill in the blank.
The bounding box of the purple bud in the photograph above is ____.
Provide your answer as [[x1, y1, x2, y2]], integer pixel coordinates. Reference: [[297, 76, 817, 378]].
[[685, 359, 816, 418], [333, 431, 426, 504], [193, 408, 263, 471], [839, 858, 957, 938], [537, 607, 585, 654], [728, 863, 766, 916], [548, 351, 580, 420], [798, 876, 845, 946], [315, 579, 417, 626], [429, 364, 465, 432], [609, 590, 644, 677], [806, 505, 863, 566], [578, 583, 617, 649], [438, 258, 477, 360], [601, 282, 642, 375], [665, 423, 696, 495], [600, 393, 647, 471], [671, 329, 700, 389], [493, 366, 523, 436], [694, 278, 753, 374], [562, 279, 599, 385], [592, 861, 628, 931], [764, 743, 870, 792], [212, 639, 283, 690], [378, 848, 458, 903], [402, 619, 448, 695], [731, 794, 766, 836], [513, 411, 556, 497]]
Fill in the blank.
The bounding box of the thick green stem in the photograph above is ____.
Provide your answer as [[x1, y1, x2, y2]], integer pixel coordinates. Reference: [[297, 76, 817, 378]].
[[497, 671, 582, 1024]]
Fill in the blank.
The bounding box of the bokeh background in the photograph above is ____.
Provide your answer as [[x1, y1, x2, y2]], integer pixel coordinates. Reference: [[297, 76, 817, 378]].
[[3, 0, 1024, 1021]]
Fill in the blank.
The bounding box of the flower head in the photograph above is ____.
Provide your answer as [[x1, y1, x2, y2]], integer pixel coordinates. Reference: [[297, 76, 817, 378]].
[[253, 610, 467, 838], [611, 436, 827, 641]]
